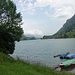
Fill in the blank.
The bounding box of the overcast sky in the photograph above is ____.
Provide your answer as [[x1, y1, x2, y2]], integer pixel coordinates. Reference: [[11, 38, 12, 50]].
[[12, 0, 75, 36]]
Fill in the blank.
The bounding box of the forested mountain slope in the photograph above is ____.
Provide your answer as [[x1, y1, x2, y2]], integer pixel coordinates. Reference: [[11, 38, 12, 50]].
[[43, 14, 75, 39], [53, 14, 75, 38]]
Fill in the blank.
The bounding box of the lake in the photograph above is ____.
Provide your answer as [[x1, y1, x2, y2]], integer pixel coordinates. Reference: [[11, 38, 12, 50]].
[[11, 39, 75, 72]]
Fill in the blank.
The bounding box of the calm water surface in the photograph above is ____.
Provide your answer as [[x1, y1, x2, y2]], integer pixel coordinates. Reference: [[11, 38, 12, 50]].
[[11, 39, 75, 72]]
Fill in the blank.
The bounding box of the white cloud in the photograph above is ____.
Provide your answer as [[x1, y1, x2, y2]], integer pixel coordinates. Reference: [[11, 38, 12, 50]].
[[34, 0, 74, 8], [12, 0, 75, 35], [25, 29, 43, 35], [27, 2, 33, 10], [34, 0, 51, 7], [52, 6, 75, 19], [35, 0, 75, 19], [13, 0, 35, 14], [13, 0, 75, 18], [21, 20, 43, 35]]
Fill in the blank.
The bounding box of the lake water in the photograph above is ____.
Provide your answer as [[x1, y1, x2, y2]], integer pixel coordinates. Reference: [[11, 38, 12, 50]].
[[11, 39, 75, 72]]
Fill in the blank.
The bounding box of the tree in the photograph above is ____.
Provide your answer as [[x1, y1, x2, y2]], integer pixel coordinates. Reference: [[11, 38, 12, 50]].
[[0, 0, 23, 54]]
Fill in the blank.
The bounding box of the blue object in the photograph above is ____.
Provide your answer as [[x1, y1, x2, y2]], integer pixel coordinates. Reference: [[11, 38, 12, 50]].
[[60, 54, 75, 59], [65, 54, 75, 59], [60, 53, 69, 59]]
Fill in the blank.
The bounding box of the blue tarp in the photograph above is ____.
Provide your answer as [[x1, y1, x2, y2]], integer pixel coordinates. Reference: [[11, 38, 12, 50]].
[[60, 54, 75, 59]]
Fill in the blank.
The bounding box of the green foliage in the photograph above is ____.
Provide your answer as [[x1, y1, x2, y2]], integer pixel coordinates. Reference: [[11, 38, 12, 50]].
[[43, 35, 53, 39], [0, 0, 23, 54]]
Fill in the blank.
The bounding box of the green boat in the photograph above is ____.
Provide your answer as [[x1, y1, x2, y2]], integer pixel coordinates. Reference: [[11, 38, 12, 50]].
[[60, 59, 75, 68]]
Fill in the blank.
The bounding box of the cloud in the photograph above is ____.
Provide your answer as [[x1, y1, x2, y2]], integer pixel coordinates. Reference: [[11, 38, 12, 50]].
[[34, 0, 74, 8], [25, 29, 43, 35], [34, 0, 51, 7], [12, 0, 75, 35], [52, 6, 75, 19], [34, 0, 75, 19], [13, 0, 75, 18], [13, 0, 35, 15], [21, 20, 43, 35]]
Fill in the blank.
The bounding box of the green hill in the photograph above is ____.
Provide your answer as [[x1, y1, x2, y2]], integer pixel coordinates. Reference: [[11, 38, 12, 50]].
[[43, 14, 75, 39]]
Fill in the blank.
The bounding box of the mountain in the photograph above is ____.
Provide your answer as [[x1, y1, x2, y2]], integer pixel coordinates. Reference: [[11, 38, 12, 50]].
[[43, 14, 75, 39], [25, 34, 43, 38], [21, 34, 36, 40], [21, 33, 43, 40]]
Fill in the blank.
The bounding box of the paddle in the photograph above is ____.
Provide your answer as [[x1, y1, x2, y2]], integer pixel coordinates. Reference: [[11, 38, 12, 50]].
[[53, 52, 70, 58]]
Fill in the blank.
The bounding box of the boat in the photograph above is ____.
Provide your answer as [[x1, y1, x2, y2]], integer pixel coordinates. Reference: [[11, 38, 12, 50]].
[[54, 52, 75, 59], [64, 54, 75, 59], [59, 59, 75, 68]]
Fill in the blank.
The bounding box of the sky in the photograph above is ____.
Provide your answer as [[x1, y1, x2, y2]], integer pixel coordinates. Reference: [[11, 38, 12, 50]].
[[12, 0, 75, 36]]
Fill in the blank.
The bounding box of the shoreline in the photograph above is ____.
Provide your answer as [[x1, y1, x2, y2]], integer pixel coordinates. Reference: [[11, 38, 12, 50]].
[[11, 55, 75, 74], [0, 53, 75, 75]]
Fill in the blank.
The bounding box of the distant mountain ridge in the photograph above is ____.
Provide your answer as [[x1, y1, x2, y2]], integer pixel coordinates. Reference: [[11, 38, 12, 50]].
[[21, 34, 35, 40], [21, 34, 43, 40], [43, 14, 75, 39]]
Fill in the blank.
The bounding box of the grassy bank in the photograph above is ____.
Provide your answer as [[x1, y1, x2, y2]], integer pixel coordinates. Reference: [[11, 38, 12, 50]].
[[0, 53, 75, 75]]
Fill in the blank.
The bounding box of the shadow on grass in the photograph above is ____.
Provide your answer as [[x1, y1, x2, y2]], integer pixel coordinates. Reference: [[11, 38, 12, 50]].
[[61, 66, 75, 71]]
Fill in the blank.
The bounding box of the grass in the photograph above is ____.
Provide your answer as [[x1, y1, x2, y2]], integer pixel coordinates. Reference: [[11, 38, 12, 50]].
[[0, 53, 75, 75]]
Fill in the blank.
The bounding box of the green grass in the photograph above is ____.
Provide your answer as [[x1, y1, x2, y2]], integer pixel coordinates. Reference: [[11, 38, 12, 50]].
[[0, 53, 75, 75]]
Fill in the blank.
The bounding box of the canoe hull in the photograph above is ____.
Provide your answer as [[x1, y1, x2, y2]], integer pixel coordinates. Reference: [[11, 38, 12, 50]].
[[60, 63, 75, 68], [59, 59, 75, 68]]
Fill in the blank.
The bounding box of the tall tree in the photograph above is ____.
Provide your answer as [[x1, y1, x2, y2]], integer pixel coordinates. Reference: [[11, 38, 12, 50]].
[[0, 0, 23, 54]]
